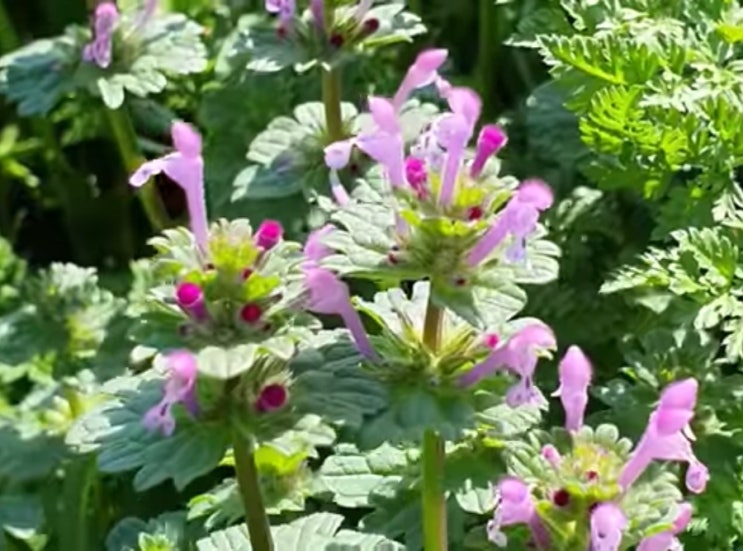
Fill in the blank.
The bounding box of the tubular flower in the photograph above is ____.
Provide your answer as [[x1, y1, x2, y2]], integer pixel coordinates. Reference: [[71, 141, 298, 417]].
[[619, 379, 707, 493], [130, 122, 208, 251], [468, 179, 554, 266], [82, 2, 119, 68], [175, 282, 208, 321], [553, 345, 592, 432], [392, 49, 448, 110], [590, 502, 627, 551], [541, 444, 562, 468], [304, 225, 335, 266], [637, 503, 692, 551], [143, 351, 199, 436], [470, 124, 507, 178], [303, 267, 378, 360], [266, 0, 296, 34], [254, 220, 283, 251], [460, 323, 555, 409], [487, 478, 550, 548]]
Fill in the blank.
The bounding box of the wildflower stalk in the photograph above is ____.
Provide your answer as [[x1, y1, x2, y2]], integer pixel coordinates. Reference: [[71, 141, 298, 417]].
[[232, 431, 275, 551], [421, 297, 447, 551], [321, 5, 344, 143], [104, 106, 170, 232]]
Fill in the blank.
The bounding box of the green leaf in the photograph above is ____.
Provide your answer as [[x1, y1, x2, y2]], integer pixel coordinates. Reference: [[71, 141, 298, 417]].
[[106, 512, 186, 551], [0, 495, 43, 545], [196, 512, 404, 550], [66, 374, 230, 491]]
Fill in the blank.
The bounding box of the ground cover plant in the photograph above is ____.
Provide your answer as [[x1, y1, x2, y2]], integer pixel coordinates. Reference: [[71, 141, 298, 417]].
[[0, 0, 740, 549]]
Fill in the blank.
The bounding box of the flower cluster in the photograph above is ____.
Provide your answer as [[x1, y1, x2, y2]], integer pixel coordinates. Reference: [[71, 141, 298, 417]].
[[488, 346, 708, 550], [320, 48, 554, 290]]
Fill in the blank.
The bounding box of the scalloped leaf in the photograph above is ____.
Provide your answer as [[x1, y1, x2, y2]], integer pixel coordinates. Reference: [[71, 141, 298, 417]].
[[195, 512, 404, 550], [65, 374, 230, 491]]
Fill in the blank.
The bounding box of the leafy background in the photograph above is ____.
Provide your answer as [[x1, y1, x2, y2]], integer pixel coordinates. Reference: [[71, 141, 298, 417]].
[[2, 0, 743, 549]]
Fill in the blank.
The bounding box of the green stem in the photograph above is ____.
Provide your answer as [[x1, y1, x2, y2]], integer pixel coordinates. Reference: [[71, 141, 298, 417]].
[[420, 296, 447, 551], [421, 428, 447, 551], [232, 432, 274, 551], [321, 68, 344, 144], [0, 1, 19, 53], [104, 106, 169, 233]]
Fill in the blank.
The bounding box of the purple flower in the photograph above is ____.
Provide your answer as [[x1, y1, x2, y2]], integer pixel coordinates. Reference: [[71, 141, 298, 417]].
[[130, 122, 208, 251], [467, 179, 554, 266], [460, 323, 556, 409], [266, 0, 296, 33], [637, 503, 692, 551], [304, 225, 335, 266], [310, 0, 325, 32], [552, 345, 592, 432], [434, 87, 482, 206], [82, 2, 119, 69], [304, 267, 378, 360], [487, 477, 550, 548], [470, 124, 508, 178], [619, 378, 707, 493], [590, 503, 626, 551], [175, 282, 208, 321], [255, 220, 283, 251], [143, 351, 199, 436], [256, 384, 288, 412], [392, 49, 448, 110], [541, 444, 562, 468], [405, 156, 428, 198]]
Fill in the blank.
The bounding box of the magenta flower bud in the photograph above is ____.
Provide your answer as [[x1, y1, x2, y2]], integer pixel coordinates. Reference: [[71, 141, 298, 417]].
[[467, 179, 554, 267], [619, 378, 705, 491], [686, 462, 709, 493], [470, 124, 508, 178], [552, 345, 592, 432], [82, 2, 119, 68], [590, 503, 626, 551], [240, 303, 263, 324], [304, 267, 378, 361], [483, 333, 500, 349], [637, 502, 692, 551], [393, 49, 449, 109], [143, 350, 199, 436], [405, 156, 428, 197], [487, 477, 549, 548], [254, 220, 283, 251], [256, 384, 288, 412], [130, 122, 208, 251], [541, 444, 562, 468], [175, 282, 208, 321]]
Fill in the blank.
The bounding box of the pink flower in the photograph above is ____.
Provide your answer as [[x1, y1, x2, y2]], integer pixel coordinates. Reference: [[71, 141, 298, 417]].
[[304, 225, 335, 265], [255, 220, 283, 251], [541, 444, 562, 468], [467, 179, 554, 266], [304, 267, 378, 360], [619, 379, 707, 493], [355, 97, 405, 188], [552, 345, 592, 431], [266, 0, 296, 33], [256, 384, 288, 412], [590, 503, 627, 551], [460, 323, 556, 408], [470, 125, 507, 178], [82, 2, 119, 69], [637, 503, 692, 551], [404, 156, 428, 198], [130, 122, 208, 251], [487, 477, 550, 548], [143, 351, 199, 436], [175, 282, 207, 321], [435, 87, 482, 206], [393, 49, 449, 110]]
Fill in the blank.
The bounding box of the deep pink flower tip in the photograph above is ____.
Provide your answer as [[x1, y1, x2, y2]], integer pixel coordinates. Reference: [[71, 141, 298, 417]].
[[240, 303, 263, 324], [415, 49, 448, 72], [257, 384, 288, 412], [405, 157, 427, 186], [175, 282, 203, 307], [660, 378, 698, 411], [171, 121, 202, 158], [96, 2, 119, 19], [363, 18, 380, 33], [483, 333, 500, 349], [468, 206, 484, 220], [479, 124, 507, 149], [558, 346, 592, 388], [517, 179, 554, 210], [168, 350, 198, 379], [255, 220, 283, 250]]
